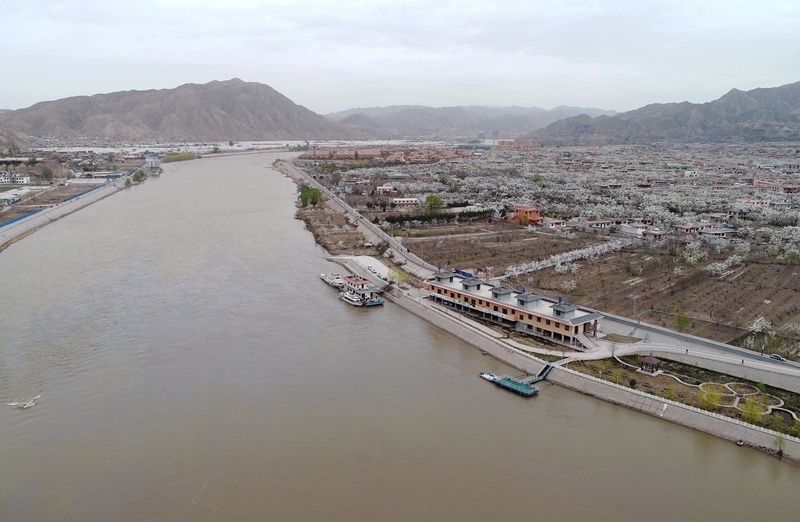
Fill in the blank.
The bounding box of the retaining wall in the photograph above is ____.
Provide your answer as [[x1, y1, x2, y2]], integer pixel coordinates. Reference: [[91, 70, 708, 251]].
[[646, 349, 800, 394], [548, 365, 800, 463]]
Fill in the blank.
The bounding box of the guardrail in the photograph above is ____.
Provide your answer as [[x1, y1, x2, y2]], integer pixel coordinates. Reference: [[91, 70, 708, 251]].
[[0, 209, 43, 229], [603, 311, 799, 370], [637, 345, 800, 376]]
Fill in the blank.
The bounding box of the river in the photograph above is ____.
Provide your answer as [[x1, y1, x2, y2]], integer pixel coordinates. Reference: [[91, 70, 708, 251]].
[[0, 153, 797, 521]]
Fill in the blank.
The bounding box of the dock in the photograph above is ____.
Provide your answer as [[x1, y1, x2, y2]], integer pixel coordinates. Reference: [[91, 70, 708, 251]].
[[492, 365, 553, 396]]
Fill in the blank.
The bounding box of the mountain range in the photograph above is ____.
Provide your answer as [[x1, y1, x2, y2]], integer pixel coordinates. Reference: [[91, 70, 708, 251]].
[[528, 81, 800, 144], [1, 79, 797, 145], [0, 79, 363, 142], [326, 105, 617, 137]]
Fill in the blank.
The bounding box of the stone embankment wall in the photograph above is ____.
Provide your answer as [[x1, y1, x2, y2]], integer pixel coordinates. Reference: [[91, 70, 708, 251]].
[[387, 293, 800, 464]]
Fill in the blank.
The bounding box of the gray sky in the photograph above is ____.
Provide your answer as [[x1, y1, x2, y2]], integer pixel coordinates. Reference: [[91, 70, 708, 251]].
[[3, 0, 798, 114]]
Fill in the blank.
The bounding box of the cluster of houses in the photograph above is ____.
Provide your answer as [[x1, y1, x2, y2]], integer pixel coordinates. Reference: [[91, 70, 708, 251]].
[[500, 204, 750, 242], [0, 174, 31, 184], [0, 188, 31, 206], [597, 176, 800, 195]]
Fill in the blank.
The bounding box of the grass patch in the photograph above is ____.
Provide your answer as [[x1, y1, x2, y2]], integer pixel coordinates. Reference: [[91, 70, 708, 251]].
[[601, 333, 642, 344], [162, 153, 196, 163]]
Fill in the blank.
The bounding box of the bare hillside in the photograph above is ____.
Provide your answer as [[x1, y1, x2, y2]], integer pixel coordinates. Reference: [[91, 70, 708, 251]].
[[0, 79, 365, 142]]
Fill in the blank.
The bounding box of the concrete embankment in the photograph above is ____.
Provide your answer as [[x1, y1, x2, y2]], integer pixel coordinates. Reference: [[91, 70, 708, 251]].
[[385, 292, 800, 463], [0, 184, 121, 252], [386, 293, 547, 376], [548, 365, 800, 463]]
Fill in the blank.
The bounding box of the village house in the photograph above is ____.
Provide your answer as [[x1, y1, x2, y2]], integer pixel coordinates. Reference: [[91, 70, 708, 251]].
[[376, 184, 396, 195], [504, 204, 543, 225], [541, 217, 566, 229]]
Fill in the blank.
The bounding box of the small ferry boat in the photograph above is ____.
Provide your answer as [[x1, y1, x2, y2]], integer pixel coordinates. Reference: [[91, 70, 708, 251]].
[[320, 273, 344, 289], [480, 372, 498, 382], [339, 291, 364, 306]]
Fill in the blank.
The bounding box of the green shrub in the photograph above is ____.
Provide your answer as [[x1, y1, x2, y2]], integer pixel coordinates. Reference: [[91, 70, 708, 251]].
[[629, 378, 637, 388], [699, 391, 720, 411], [162, 153, 196, 163], [676, 315, 691, 331], [741, 396, 765, 424]]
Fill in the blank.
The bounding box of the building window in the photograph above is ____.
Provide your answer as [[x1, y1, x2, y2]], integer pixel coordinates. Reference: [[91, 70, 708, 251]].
[[546, 320, 551, 326], [555, 323, 560, 329], [528, 314, 532, 320], [574, 326, 579, 333], [537, 317, 541, 323], [503, 308, 508, 314], [493, 306, 498, 312], [437, 289, 441, 294], [451, 292, 455, 297]]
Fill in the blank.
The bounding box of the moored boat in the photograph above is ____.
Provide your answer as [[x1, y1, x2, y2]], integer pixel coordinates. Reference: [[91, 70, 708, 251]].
[[320, 273, 344, 289], [338, 291, 364, 306], [480, 372, 498, 382]]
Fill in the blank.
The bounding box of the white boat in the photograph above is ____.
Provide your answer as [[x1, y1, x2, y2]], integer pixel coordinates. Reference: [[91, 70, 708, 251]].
[[338, 291, 364, 306], [320, 273, 344, 289], [480, 373, 498, 382]]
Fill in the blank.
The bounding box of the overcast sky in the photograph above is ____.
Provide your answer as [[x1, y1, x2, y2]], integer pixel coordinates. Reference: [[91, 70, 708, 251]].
[[3, 0, 798, 114]]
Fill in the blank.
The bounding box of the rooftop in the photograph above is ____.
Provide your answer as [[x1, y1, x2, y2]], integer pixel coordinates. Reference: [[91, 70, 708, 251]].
[[431, 275, 600, 325]]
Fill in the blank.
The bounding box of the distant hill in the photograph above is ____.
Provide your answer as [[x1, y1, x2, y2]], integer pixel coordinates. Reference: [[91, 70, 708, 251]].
[[336, 112, 403, 139], [0, 125, 27, 153], [0, 79, 365, 141], [326, 105, 617, 137], [529, 81, 800, 144]]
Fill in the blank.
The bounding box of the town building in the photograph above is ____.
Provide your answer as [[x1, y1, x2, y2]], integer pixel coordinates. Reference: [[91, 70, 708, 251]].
[[426, 272, 601, 348]]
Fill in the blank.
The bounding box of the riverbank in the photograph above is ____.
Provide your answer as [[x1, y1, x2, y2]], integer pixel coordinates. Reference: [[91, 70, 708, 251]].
[[316, 202, 800, 464], [281, 157, 800, 463], [386, 290, 800, 463], [0, 183, 121, 253]]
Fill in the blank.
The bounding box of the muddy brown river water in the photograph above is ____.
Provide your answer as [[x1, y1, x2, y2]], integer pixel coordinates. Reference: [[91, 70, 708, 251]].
[[0, 153, 797, 521]]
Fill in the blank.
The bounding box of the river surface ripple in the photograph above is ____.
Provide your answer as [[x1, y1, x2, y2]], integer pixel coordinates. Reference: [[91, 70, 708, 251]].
[[0, 153, 797, 521]]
